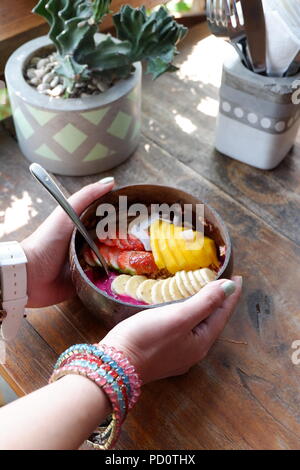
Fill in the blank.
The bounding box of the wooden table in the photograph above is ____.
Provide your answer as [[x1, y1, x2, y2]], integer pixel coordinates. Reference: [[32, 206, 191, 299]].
[[1, 23, 300, 450]]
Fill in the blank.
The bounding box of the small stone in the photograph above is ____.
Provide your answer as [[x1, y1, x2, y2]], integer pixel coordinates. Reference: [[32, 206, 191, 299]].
[[44, 62, 55, 73], [96, 80, 108, 92], [88, 17, 95, 25], [35, 68, 47, 79], [50, 76, 59, 88], [37, 58, 49, 69], [26, 68, 36, 79], [49, 84, 65, 97], [87, 84, 96, 90], [78, 20, 87, 27], [30, 77, 40, 86], [37, 83, 49, 93], [30, 56, 41, 66], [75, 82, 85, 88], [42, 72, 55, 84]]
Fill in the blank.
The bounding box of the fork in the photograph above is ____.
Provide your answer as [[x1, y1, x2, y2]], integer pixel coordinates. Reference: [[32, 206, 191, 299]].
[[206, 0, 252, 70]]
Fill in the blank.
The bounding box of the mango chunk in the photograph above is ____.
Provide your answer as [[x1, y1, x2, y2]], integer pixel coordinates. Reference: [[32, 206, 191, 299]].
[[150, 220, 219, 274]]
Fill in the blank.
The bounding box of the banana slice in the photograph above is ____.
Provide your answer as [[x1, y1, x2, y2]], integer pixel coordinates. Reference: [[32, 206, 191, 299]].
[[136, 279, 157, 304], [111, 274, 131, 296], [200, 268, 216, 283], [179, 270, 197, 295], [152, 280, 165, 304], [175, 271, 190, 297], [193, 269, 206, 287], [169, 276, 184, 301], [125, 275, 147, 300], [162, 278, 173, 303], [187, 270, 202, 293]]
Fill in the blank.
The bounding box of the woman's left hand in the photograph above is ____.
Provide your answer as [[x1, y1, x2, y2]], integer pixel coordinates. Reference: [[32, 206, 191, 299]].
[[21, 177, 114, 308]]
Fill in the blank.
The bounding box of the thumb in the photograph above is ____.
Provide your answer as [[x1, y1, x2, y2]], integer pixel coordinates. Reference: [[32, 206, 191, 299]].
[[177, 279, 237, 331], [67, 177, 115, 216]]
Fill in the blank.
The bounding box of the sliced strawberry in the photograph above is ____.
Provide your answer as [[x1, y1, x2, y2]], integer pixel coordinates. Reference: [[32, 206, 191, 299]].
[[99, 245, 121, 271], [97, 232, 144, 251], [118, 251, 158, 275], [125, 234, 145, 251]]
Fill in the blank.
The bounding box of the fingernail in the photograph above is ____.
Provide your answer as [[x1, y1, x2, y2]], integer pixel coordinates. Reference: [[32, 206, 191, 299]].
[[99, 176, 114, 185], [234, 276, 243, 287], [221, 280, 236, 298]]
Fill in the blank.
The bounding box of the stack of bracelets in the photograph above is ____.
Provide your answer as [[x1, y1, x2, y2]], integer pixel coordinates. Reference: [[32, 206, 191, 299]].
[[49, 343, 142, 449]]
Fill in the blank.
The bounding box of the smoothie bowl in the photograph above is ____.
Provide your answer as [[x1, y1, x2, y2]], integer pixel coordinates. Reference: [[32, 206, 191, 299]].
[[69, 185, 233, 328]]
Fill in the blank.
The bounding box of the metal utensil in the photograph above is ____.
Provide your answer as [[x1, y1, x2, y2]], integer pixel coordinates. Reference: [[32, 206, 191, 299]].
[[206, 0, 251, 70], [284, 50, 300, 77], [29, 163, 110, 276], [239, 0, 267, 74]]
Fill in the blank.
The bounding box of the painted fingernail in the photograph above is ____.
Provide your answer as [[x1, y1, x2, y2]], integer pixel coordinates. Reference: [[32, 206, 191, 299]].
[[99, 176, 114, 184], [221, 280, 236, 298], [235, 276, 243, 287]]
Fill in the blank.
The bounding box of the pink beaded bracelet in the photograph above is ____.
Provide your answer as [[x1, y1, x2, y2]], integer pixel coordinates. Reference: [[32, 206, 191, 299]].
[[49, 343, 142, 449]]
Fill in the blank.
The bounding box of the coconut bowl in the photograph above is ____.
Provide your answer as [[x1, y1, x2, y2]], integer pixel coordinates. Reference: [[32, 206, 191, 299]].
[[69, 185, 233, 328]]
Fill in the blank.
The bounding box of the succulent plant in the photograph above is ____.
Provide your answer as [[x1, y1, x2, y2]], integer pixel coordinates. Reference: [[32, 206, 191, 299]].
[[33, 0, 187, 94]]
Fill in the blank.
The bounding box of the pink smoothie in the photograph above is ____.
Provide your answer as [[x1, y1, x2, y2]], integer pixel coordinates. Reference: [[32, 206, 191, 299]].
[[85, 269, 147, 306]]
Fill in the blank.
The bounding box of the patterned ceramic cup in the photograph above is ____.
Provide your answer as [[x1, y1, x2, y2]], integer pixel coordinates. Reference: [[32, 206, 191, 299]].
[[215, 49, 300, 170], [5, 35, 141, 176]]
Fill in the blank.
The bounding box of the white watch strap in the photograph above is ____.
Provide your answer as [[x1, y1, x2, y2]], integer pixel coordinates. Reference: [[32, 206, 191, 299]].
[[0, 241, 27, 341]]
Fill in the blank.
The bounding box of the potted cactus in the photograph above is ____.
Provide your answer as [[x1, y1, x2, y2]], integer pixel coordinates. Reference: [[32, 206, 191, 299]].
[[5, 0, 187, 176]]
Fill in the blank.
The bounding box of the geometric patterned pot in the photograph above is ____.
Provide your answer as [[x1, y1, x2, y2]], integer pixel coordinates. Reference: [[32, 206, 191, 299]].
[[5, 35, 141, 176]]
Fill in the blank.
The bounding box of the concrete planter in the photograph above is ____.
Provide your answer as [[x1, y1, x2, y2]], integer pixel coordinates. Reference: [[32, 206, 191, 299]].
[[5, 35, 142, 176]]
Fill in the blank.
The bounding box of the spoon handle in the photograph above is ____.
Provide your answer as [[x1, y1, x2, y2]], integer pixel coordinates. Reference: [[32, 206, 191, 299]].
[[29, 163, 109, 276]]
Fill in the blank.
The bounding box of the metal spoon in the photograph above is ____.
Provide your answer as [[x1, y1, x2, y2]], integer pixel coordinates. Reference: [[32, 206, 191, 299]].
[[29, 163, 109, 276]]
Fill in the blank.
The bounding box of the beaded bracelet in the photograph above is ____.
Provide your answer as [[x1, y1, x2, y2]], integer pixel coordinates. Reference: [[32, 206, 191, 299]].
[[49, 343, 142, 450]]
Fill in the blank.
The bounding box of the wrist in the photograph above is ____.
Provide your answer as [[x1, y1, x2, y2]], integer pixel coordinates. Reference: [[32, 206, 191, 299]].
[[60, 374, 111, 418]]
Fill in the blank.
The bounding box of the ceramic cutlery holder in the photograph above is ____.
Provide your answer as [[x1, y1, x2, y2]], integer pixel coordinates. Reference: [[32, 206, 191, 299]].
[[215, 50, 300, 169]]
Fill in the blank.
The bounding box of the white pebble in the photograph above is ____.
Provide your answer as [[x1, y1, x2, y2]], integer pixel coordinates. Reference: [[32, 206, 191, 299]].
[[26, 68, 36, 79], [35, 68, 47, 79], [37, 83, 49, 92], [30, 57, 41, 66], [50, 76, 59, 88], [49, 84, 65, 97], [42, 72, 55, 84], [96, 81, 108, 92], [37, 58, 49, 69], [30, 77, 40, 86]]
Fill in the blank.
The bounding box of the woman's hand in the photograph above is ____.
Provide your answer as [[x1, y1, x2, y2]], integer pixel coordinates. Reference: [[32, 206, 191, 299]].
[[21, 177, 114, 308], [102, 277, 242, 384]]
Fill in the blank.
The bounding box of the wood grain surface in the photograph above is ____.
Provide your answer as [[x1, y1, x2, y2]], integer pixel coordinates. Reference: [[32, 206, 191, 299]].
[[1, 23, 300, 450]]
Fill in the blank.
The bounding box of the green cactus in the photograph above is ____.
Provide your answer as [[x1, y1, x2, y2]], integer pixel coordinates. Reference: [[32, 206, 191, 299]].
[[33, 0, 187, 94]]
